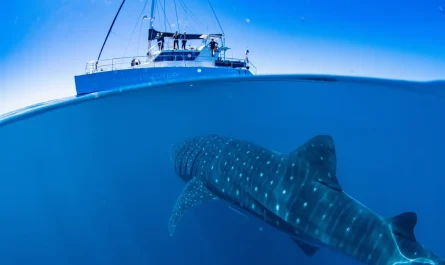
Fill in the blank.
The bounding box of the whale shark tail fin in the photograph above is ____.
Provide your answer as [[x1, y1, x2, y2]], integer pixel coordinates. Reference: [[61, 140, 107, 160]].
[[389, 211, 417, 242]]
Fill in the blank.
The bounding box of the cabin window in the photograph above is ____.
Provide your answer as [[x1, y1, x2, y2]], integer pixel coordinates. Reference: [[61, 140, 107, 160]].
[[154, 51, 199, 62]]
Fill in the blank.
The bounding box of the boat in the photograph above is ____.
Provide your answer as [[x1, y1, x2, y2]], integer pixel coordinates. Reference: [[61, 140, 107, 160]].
[[74, 0, 257, 95]]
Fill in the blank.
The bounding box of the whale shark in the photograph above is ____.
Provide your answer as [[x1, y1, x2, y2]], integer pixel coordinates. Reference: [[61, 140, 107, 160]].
[[168, 134, 444, 265]]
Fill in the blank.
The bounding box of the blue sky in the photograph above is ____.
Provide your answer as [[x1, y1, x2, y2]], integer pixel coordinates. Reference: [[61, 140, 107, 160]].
[[0, 0, 444, 114]]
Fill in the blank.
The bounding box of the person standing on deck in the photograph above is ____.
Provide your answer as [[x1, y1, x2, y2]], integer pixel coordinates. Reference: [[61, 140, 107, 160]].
[[209, 38, 218, 57], [157, 32, 165, 50], [156, 33, 162, 50], [181, 31, 187, 49], [173, 31, 179, 50]]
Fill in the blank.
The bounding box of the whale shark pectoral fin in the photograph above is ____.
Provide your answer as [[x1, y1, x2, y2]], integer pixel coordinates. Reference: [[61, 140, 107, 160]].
[[388, 212, 417, 242], [168, 177, 219, 236], [291, 238, 320, 256], [290, 135, 342, 192]]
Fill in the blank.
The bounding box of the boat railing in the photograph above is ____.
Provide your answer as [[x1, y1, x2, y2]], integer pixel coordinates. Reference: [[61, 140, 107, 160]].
[[85, 56, 149, 74], [247, 61, 257, 74], [85, 55, 257, 75]]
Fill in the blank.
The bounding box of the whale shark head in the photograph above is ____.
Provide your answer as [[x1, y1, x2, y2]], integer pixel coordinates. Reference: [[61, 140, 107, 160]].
[[170, 135, 217, 182]]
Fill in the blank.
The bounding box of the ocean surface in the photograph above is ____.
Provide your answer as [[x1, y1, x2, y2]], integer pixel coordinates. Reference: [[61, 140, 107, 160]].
[[0, 75, 443, 265]]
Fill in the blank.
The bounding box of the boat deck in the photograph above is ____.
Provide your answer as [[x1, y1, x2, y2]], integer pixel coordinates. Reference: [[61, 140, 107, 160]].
[[85, 46, 256, 75]]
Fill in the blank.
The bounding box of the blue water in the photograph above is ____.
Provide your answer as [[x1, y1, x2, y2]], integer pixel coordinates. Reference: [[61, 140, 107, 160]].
[[0, 75, 443, 265]]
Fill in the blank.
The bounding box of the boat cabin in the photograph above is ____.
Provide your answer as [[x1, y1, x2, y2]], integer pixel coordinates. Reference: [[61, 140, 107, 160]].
[[84, 28, 255, 74], [142, 29, 251, 70]]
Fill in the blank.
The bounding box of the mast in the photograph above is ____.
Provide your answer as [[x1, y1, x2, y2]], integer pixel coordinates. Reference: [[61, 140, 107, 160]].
[[148, 0, 157, 52], [95, 0, 127, 70]]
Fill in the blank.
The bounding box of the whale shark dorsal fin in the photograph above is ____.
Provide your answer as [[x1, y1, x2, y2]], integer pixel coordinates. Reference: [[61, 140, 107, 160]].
[[168, 177, 219, 236], [291, 238, 320, 256], [389, 212, 417, 242], [290, 135, 342, 191]]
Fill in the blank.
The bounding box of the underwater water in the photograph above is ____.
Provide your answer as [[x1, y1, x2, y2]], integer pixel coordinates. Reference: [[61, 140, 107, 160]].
[[0, 75, 443, 265]]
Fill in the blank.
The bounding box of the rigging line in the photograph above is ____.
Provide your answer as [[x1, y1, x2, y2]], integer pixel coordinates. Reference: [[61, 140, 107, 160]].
[[178, 0, 203, 26], [175, 0, 195, 33], [207, 0, 224, 35], [187, 3, 205, 26], [179, 0, 202, 24], [163, 0, 166, 32], [157, 1, 170, 32], [184, 22, 198, 33], [124, 0, 150, 57], [155, 2, 161, 30], [173, 0, 180, 32], [177, 0, 188, 29], [184, 18, 198, 33], [96, 0, 126, 67], [110, 30, 128, 42], [157, 0, 173, 32], [156, 0, 165, 31], [137, 0, 150, 55], [177, 0, 197, 26], [156, 0, 163, 30], [137, 14, 143, 55], [177, 0, 187, 17], [177, 0, 195, 32]]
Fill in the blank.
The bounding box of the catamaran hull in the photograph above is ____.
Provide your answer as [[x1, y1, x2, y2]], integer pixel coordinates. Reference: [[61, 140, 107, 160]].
[[74, 66, 253, 95]]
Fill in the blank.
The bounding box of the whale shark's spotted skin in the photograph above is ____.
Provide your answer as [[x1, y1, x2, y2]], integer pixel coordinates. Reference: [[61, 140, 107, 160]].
[[169, 134, 444, 265]]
